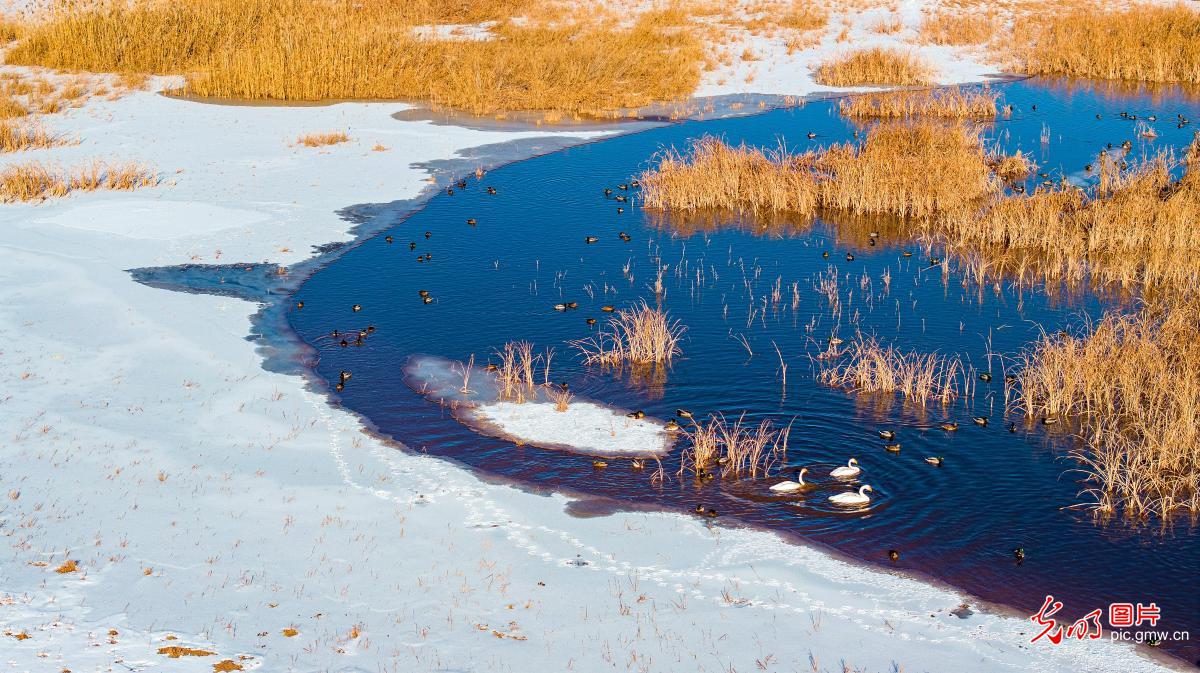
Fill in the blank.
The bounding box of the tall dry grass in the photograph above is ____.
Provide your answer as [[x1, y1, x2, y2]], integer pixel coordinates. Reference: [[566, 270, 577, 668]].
[[818, 335, 965, 406], [677, 413, 790, 479], [7, 0, 703, 115], [1015, 300, 1200, 519], [570, 301, 685, 367], [296, 131, 349, 147], [0, 119, 63, 152], [1012, 5, 1200, 84], [838, 88, 998, 119], [813, 48, 935, 87], [918, 10, 998, 46], [0, 160, 157, 202]]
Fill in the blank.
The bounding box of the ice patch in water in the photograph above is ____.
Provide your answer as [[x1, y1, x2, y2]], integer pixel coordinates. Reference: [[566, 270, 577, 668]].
[[403, 354, 675, 458]]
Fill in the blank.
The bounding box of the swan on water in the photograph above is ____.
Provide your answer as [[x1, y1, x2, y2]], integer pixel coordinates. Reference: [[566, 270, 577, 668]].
[[769, 468, 809, 493], [830, 458, 861, 478], [829, 484, 873, 506]]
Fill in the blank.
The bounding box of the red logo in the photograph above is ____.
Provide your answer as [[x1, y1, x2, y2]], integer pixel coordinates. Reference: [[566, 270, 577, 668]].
[[1030, 595, 1103, 643]]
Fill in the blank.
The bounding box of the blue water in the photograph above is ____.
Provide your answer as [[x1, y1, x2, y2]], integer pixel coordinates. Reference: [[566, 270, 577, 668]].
[[288, 78, 1199, 663]]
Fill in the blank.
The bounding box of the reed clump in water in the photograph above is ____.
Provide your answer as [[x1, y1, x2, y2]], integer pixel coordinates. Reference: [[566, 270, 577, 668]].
[[493, 341, 542, 403], [678, 413, 790, 479], [1011, 5, 1200, 84], [0, 159, 157, 202], [1015, 300, 1200, 519], [818, 335, 965, 406], [638, 136, 820, 214], [296, 131, 349, 147], [571, 301, 685, 367], [838, 88, 998, 120], [813, 48, 935, 87], [6, 0, 703, 116]]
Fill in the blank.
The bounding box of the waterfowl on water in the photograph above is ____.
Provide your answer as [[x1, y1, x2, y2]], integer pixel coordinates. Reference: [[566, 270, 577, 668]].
[[487, 186, 497, 194], [885, 443, 901, 453], [704, 508, 719, 518], [618, 232, 631, 241], [665, 419, 680, 432], [979, 372, 992, 382], [929, 257, 942, 266], [694, 504, 705, 514], [456, 179, 467, 189], [352, 304, 362, 312], [1041, 416, 1059, 425], [1014, 184, 1025, 194], [878, 430, 895, 440], [339, 370, 352, 382], [585, 236, 599, 243], [925, 456, 944, 466], [627, 410, 645, 419], [806, 132, 816, 139], [446, 187, 454, 195], [604, 188, 613, 196], [618, 184, 629, 190], [631, 459, 645, 469], [335, 382, 344, 391], [845, 253, 855, 261], [770, 468, 809, 493], [868, 238, 876, 246], [357, 330, 368, 338], [1031, 104, 1037, 111], [829, 485, 872, 506], [410, 242, 417, 250], [424, 231, 432, 239], [423, 296, 433, 304], [592, 460, 608, 469], [617, 207, 624, 214], [554, 303, 568, 311], [385, 235, 393, 244], [601, 305, 615, 312], [485, 363, 499, 372], [586, 317, 597, 325], [821, 251, 829, 258], [1005, 374, 1018, 384], [830, 458, 861, 478], [940, 421, 958, 431], [902, 250, 913, 257], [331, 329, 340, 337], [1013, 547, 1025, 562], [888, 549, 900, 561], [418, 290, 429, 297], [676, 409, 693, 419], [565, 302, 578, 309], [1148, 115, 1157, 122], [1085, 163, 1093, 171], [631, 180, 640, 187], [339, 339, 348, 347], [417, 256, 425, 263], [466, 218, 477, 226], [1096, 114, 1102, 119], [1008, 422, 1017, 433], [615, 195, 627, 202], [973, 416, 989, 427], [367, 325, 375, 333], [296, 301, 304, 309]]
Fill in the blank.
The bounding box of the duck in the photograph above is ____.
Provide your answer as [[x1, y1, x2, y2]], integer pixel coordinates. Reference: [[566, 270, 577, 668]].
[[888, 549, 900, 561], [423, 296, 433, 304], [424, 231, 432, 239], [586, 317, 597, 325], [1148, 114, 1157, 122], [366, 326, 375, 333], [884, 443, 901, 453], [828, 485, 872, 506], [675, 409, 693, 419], [1013, 547, 1025, 563], [339, 339, 349, 347], [604, 188, 613, 196], [694, 504, 705, 514], [446, 187, 455, 195], [466, 218, 477, 226], [1031, 104, 1037, 111], [585, 236, 599, 243], [665, 419, 680, 432], [614, 195, 627, 202], [630, 179, 640, 187], [631, 459, 645, 469], [331, 329, 340, 337], [618, 184, 629, 190], [829, 458, 861, 478], [1096, 113, 1102, 119], [1041, 416, 1059, 425], [902, 250, 913, 257], [618, 232, 631, 242], [704, 508, 719, 518], [617, 207, 624, 214], [456, 179, 467, 189], [973, 416, 989, 427], [409, 242, 417, 250], [339, 370, 352, 382], [821, 251, 829, 258], [626, 410, 645, 419], [877, 430, 895, 440], [352, 304, 362, 312], [806, 131, 816, 139], [335, 382, 345, 392], [487, 186, 497, 194], [484, 363, 499, 372], [769, 468, 809, 493], [929, 257, 942, 266], [592, 460, 608, 469], [296, 301, 304, 309], [939, 421, 958, 432], [418, 290, 430, 297], [553, 303, 568, 311], [979, 372, 992, 382], [565, 301, 578, 309], [1005, 374, 1018, 384], [845, 253, 855, 261], [385, 235, 393, 244], [925, 456, 944, 466], [601, 305, 615, 312], [1008, 422, 1017, 433]]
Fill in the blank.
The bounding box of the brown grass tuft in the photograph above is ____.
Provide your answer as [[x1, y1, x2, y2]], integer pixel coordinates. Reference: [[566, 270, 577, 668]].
[[678, 413, 790, 479], [1012, 5, 1200, 84], [570, 301, 685, 367], [818, 335, 965, 406], [0, 160, 158, 203], [918, 10, 998, 46], [0, 119, 64, 152], [296, 131, 349, 147], [838, 88, 998, 119], [813, 48, 935, 87], [1015, 300, 1200, 519]]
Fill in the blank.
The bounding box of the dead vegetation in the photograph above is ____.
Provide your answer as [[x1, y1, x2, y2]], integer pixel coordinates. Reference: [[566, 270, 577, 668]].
[[918, 9, 998, 46], [813, 48, 935, 87], [0, 119, 64, 152], [838, 88, 998, 119], [1015, 300, 1200, 520], [0, 159, 158, 202], [296, 131, 350, 147], [570, 301, 685, 367], [677, 413, 790, 479], [818, 335, 965, 406]]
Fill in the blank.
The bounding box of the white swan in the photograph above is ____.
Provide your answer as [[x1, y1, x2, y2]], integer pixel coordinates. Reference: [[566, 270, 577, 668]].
[[829, 484, 873, 506], [769, 468, 809, 493], [829, 458, 861, 478]]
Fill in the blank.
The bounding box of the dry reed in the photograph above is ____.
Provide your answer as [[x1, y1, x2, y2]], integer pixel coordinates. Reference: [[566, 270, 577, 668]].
[[0, 119, 64, 152], [570, 301, 685, 367], [1011, 5, 1200, 84], [296, 131, 349, 147], [818, 335, 964, 406], [838, 88, 998, 119], [677, 413, 790, 479], [1015, 300, 1200, 519], [813, 48, 935, 87], [918, 10, 998, 46], [0, 159, 157, 202], [7, 0, 703, 116]]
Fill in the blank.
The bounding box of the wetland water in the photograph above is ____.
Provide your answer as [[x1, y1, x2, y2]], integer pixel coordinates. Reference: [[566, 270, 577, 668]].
[[288, 78, 1199, 663]]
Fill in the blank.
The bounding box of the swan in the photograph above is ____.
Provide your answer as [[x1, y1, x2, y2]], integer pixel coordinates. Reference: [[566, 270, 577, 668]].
[[830, 458, 861, 478], [829, 484, 872, 506], [769, 468, 809, 493]]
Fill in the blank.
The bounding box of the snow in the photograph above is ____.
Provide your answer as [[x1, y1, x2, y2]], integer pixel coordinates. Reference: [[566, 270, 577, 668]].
[[0, 11, 1180, 673], [471, 401, 674, 457]]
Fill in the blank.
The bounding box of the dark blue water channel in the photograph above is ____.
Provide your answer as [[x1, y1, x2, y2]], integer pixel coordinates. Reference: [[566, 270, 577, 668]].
[[288, 78, 1199, 663]]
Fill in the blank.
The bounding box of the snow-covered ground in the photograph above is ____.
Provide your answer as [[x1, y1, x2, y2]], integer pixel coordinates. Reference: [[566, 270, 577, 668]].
[[0, 8, 1181, 673]]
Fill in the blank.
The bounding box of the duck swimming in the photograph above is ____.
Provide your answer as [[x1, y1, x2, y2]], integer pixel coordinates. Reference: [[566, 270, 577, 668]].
[[973, 416, 988, 426], [939, 421, 958, 431], [888, 549, 900, 561], [979, 372, 992, 382], [585, 236, 599, 243], [466, 218, 477, 226], [409, 242, 417, 250], [385, 235, 393, 244], [878, 430, 895, 440], [585, 317, 596, 325], [601, 305, 615, 312], [769, 468, 809, 493], [675, 409, 693, 419], [665, 419, 679, 432], [424, 231, 431, 239], [352, 304, 362, 312], [830, 458, 861, 478], [884, 443, 901, 453], [296, 301, 304, 310], [925, 456, 944, 466], [845, 253, 855, 261], [487, 186, 497, 194], [829, 485, 872, 506], [630, 459, 645, 470], [592, 460, 608, 469]]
